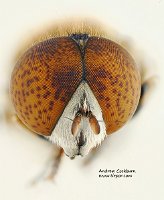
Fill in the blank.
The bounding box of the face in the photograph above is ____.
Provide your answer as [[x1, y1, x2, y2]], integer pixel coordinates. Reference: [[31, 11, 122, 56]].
[[47, 81, 106, 159], [10, 31, 141, 159]]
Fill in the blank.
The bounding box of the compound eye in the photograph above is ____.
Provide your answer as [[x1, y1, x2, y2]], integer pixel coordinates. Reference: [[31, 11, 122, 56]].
[[89, 114, 100, 135], [10, 37, 83, 136]]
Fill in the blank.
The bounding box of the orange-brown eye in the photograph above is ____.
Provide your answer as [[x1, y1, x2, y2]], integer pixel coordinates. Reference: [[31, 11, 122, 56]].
[[85, 37, 141, 134], [10, 37, 83, 136], [10, 33, 141, 136]]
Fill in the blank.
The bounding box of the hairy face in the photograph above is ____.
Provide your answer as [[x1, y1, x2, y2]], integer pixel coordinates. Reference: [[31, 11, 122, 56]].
[[47, 81, 106, 159]]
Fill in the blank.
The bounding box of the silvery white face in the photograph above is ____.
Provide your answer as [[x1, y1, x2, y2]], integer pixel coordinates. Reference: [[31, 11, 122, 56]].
[[46, 81, 106, 159]]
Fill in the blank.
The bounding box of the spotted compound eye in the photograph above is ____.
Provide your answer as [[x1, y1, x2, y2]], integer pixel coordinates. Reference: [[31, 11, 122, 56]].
[[10, 34, 141, 136]]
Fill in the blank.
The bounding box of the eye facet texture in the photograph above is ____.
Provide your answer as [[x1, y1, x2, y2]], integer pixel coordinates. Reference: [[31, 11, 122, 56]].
[[10, 37, 83, 135], [85, 37, 141, 133], [10, 35, 141, 136]]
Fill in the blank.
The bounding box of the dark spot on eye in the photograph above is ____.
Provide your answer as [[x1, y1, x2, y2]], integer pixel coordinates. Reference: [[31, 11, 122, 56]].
[[125, 88, 128, 92], [119, 82, 123, 87], [106, 103, 111, 108], [115, 120, 121, 125], [36, 94, 41, 98], [112, 88, 117, 93], [60, 97, 66, 102], [43, 91, 51, 99], [47, 116, 51, 121], [111, 78, 118, 85], [111, 112, 114, 116], [27, 70, 31, 75], [24, 112, 29, 116], [117, 91, 121, 96], [95, 69, 107, 78], [49, 107, 53, 111], [43, 108, 47, 113], [31, 89, 35, 94], [27, 79, 34, 87], [97, 83, 107, 91], [105, 97, 110, 101], [36, 86, 41, 91], [98, 94, 104, 99], [38, 110, 42, 115], [37, 101, 42, 105], [42, 85, 47, 90], [34, 76, 39, 81], [49, 101, 54, 106], [34, 104, 37, 108], [116, 98, 120, 106]]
